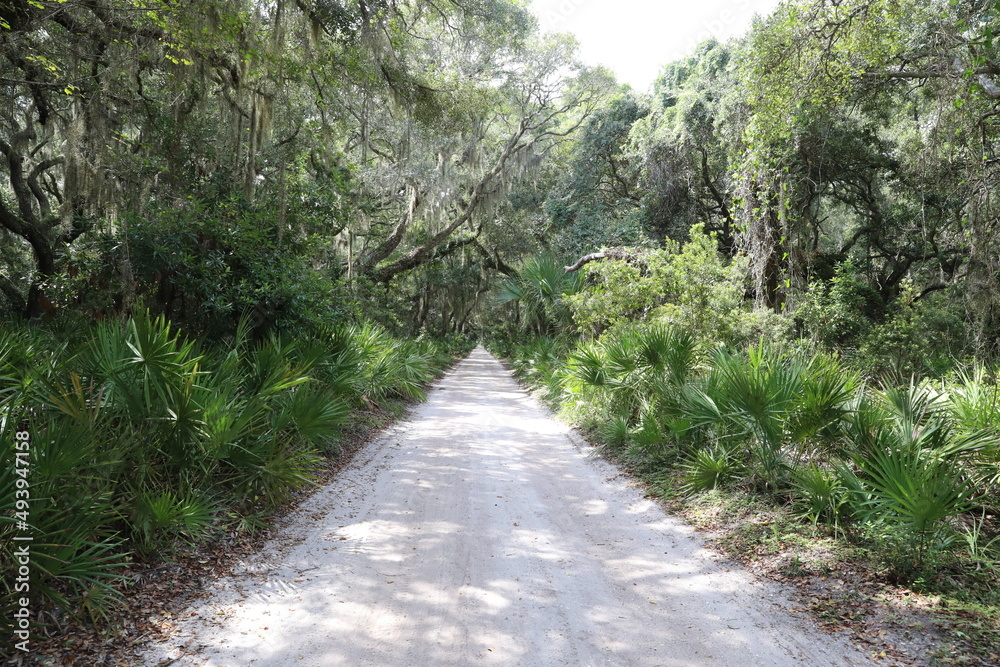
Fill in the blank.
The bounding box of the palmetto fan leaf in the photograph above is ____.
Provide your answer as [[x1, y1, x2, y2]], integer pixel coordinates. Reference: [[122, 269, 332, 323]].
[[84, 312, 203, 431], [878, 382, 947, 444], [678, 382, 725, 430], [566, 342, 608, 388], [859, 447, 971, 538], [496, 279, 528, 305], [789, 464, 848, 525], [600, 415, 632, 448], [282, 384, 351, 446], [27, 494, 126, 617], [786, 354, 858, 445], [497, 254, 581, 334], [237, 439, 322, 506], [0, 327, 33, 405], [636, 325, 697, 387], [245, 337, 311, 398], [948, 365, 1000, 436], [132, 489, 217, 554], [601, 333, 640, 381], [682, 444, 743, 493], [712, 345, 803, 446]]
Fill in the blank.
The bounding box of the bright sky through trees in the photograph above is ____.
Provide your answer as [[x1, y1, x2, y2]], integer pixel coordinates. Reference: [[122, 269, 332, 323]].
[[530, 0, 785, 90]]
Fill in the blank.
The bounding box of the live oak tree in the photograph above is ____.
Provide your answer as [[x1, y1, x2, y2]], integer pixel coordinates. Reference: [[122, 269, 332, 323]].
[[0, 0, 610, 326], [328, 32, 615, 284], [543, 90, 649, 257], [561, 0, 1000, 352], [737, 0, 1000, 345], [0, 0, 299, 317]]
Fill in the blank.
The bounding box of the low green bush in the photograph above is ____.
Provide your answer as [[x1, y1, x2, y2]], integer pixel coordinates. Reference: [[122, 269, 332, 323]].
[[496, 320, 1000, 592], [0, 310, 462, 638]]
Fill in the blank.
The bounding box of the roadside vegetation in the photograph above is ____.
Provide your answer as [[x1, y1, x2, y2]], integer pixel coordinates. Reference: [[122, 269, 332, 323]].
[[480, 1, 1000, 661], [487, 226, 1000, 664], [6, 0, 1000, 663], [0, 310, 471, 654]]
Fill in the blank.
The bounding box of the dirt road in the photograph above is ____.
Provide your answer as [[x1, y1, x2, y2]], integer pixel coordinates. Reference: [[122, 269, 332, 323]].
[[141, 347, 872, 666]]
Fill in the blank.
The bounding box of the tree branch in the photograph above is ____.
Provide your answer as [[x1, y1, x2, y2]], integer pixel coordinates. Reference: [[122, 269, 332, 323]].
[[564, 251, 605, 273], [0, 271, 26, 314], [564, 248, 633, 273], [472, 240, 517, 277], [366, 119, 531, 282]]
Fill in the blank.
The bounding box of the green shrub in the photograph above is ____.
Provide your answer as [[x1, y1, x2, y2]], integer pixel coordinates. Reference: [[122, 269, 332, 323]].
[[788, 464, 848, 526], [854, 284, 966, 380], [682, 445, 744, 493], [628, 409, 672, 463], [599, 415, 633, 449], [1, 309, 455, 635], [132, 490, 217, 557], [841, 384, 999, 578], [129, 201, 344, 338], [565, 224, 791, 347], [795, 259, 878, 352]]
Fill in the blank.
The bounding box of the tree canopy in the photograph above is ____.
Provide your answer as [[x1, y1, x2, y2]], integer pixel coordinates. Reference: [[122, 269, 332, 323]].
[[4, 0, 1000, 364], [0, 0, 611, 332]]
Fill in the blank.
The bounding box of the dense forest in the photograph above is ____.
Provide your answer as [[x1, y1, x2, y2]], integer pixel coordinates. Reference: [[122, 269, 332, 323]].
[[2, 0, 1000, 661]]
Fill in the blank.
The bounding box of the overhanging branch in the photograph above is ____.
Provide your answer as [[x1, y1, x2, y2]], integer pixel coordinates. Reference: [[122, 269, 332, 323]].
[[563, 248, 633, 273]]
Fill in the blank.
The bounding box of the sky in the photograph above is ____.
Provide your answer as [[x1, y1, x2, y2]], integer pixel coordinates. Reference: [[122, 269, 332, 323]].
[[529, 0, 785, 91]]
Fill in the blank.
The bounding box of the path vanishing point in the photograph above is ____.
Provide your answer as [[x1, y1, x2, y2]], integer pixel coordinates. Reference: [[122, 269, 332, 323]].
[[141, 347, 873, 666]]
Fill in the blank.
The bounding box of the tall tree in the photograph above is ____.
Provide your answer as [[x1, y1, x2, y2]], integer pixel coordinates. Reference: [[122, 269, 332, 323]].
[[0, 0, 609, 324]]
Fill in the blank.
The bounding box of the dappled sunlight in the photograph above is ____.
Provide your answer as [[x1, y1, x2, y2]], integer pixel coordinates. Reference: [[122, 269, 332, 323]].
[[141, 348, 868, 666], [580, 498, 610, 516]]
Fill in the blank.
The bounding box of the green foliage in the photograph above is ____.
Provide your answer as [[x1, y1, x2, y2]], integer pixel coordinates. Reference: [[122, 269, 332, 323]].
[[628, 409, 671, 463], [498, 255, 583, 336], [566, 225, 790, 346], [0, 310, 459, 635], [682, 445, 743, 493], [796, 260, 879, 351], [497, 317, 1000, 591], [280, 384, 351, 453], [129, 201, 343, 338], [948, 366, 1000, 496], [565, 248, 675, 333], [855, 286, 966, 380], [545, 91, 651, 255], [0, 413, 127, 626], [563, 324, 700, 436], [839, 383, 998, 578], [742, 0, 920, 147], [859, 447, 970, 558], [599, 415, 633, 449], [788, 464, 848, 526], [349, 324, 435, 402], [786, 354, 860, 447], [706, 345, 807, 488], [508, 336, 572, 405], [132, 490, 216, 556], [948, 365, 1000, 436]]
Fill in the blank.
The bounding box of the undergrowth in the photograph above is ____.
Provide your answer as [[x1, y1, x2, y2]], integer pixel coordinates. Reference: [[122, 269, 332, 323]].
[[492, 328, 1000, 665], [0, 312, 473, 657]]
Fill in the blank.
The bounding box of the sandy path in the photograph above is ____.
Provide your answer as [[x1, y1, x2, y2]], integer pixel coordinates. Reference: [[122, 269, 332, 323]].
[[140, 347, 871, 666]]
